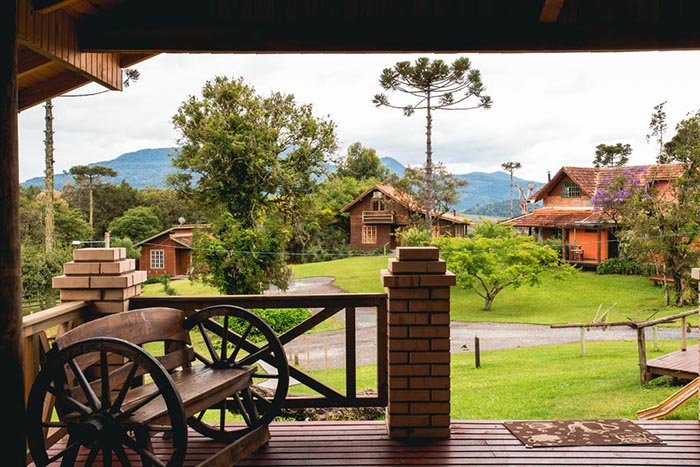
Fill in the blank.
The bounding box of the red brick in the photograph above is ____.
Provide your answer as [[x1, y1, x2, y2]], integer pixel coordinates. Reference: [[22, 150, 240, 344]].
[[100, 259, 136, 275], [89, 274, 134, 289], [410, 352, 450, 364], [430, 313, 450, 325], [389, 313, 429, 325], [429, 287, 451, 299], [389, 352, 408, 364], [387, 288, 430, 299], [409, 300, 450, 312], [390, 364, 430, 377], [73, 248, 126, 262], [389, 339, 429, 351], [387, 427, 411, 438], [63, 261, 100, 275], [388, 402, 409, 414], [389, 326, 408, 338], [381, 270, 421, 288], [388, 415, 430, 427], [390, 390, 430, 402], [395, 247, 440, 261], [431, 338, 451, 351], [426, 260, 447, 273], [52, 275, 90, 289], [388, 258, 428, 274], [431, 390, 450, 402], [409, 326, 449, 338], [410, 402, 450, 414], [431, 365, 451, 377], [410, 377, 450, 389], [59, 289, 101, 301], [92, 300, 129, 314], [419, 273, 456, 287]]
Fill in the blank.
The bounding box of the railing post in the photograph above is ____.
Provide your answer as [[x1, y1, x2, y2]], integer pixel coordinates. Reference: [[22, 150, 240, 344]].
[[381, 246, 455, 439], [52, 248, 147, 314]]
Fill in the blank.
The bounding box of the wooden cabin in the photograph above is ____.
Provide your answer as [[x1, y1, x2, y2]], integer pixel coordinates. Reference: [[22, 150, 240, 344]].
[[134, 224, 207, 278], [341, 184, 469, 250], [506, 164, 683, 266]]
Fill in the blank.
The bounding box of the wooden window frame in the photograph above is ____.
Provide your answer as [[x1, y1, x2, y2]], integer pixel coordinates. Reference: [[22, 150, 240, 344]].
[[562, 181, 581, 198], [362, 225, 377, 244], [150, 249, 165, 269], [372, 199, 385, 211]]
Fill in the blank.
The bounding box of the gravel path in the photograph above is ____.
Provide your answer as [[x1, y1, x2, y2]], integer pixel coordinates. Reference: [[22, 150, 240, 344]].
[[275, 277, 694, 371]]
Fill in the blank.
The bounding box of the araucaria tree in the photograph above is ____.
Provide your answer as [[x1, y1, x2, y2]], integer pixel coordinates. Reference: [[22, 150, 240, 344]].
[[171, 76, 337, 294], [68, 165, 117, 228], [593, 143, 632, 168], [501, 161, 521, 218], [373, 57, 491, 226], [647, 101, 669, 164], [437, 223, 574, 310]]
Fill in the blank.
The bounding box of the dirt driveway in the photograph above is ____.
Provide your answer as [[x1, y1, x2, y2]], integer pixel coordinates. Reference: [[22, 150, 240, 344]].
[[274, 277, 691, 371]]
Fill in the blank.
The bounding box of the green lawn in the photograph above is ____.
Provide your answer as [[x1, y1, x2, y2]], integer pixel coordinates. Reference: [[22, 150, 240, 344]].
[[291, 256, 693, 325], [299, 340, 697, 420], [140, 279, 221, 296]]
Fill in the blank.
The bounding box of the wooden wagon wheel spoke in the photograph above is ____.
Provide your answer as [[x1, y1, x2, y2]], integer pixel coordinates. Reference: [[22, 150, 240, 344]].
[[117, 388, 162, 420], [68, 358, 101, 411], [236, 344, 272, 367], [221, 315, 229, 361], [46, 384, 92, 416], [194, 351, 213, 366], [113, 443, 131, 467], [41, 421, 68, 428], [242, 389, 260, 423], [121, 432, 166, 467], [99, 350, 110, 408], [197, 322, 220, 363], [228, 322, 253, 364], [45, 440, 80, 464], [84, 446, 100, 467], [234, 393, 252, 426], [111, 362, 140, 414], [102, 446, 112, 467], [252, 373, 280, 379]]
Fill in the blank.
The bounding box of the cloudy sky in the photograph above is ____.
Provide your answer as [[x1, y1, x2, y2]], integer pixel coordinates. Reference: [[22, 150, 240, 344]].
[[17, 51, 700, 183]]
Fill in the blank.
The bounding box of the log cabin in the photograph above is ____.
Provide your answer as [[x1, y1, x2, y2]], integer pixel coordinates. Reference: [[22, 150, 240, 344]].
[[506, 164, 684, 266], [135, 224, 207, 278], [341, 184, 469, 250]]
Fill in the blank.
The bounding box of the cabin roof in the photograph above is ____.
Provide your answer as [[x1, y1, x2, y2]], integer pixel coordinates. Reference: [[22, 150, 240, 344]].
[[505, 207, 610, 228], [133, 224, 208, 248], [532, 164, 685, 201]]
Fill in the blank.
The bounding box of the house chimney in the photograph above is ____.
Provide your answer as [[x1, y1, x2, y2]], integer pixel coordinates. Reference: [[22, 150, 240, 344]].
[[547, 171, 551, 182]]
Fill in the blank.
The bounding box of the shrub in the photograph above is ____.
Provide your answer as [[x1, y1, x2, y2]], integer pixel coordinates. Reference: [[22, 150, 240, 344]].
[[160, 275, 178, 296], [596, 258, 655, 276], [229, 308, 311, 342], [144, 273, 170, 285], [394, 225, 432, 247], [540, 238, 563, 257]]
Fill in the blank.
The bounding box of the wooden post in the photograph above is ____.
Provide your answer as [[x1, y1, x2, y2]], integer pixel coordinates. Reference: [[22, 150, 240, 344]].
[[652, 326, 659, 352], [597, 229, 602, 265], [580, 327, 586, 356], [561, 229, 567, 259], [681, 316, 687, 351], [0, 1, 25, 464], [474, 336, 481, 368], [637, 328, 648, 385]]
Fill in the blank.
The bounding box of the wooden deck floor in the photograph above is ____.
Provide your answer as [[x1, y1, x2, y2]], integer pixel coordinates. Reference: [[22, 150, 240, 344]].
[[45, 420, 700, 466], [647, 344, 699, 381]]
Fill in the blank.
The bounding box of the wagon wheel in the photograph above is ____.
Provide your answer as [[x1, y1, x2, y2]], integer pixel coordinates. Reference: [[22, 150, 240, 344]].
[[27, 337, 187, 467], [184, 305, 289, 443]]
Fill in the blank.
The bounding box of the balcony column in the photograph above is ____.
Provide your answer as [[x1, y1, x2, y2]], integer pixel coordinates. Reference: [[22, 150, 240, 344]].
[[381, 246, 455, 439]]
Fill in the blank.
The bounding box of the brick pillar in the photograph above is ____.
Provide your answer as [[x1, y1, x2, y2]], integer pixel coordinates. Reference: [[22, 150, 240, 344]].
[[381, 246, 455, 439], [52, 248, 147, 314]]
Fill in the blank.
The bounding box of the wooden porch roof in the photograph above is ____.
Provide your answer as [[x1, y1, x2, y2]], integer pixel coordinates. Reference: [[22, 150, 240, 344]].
[[506, 208, 610, 228], [16, 0, 700, 113]]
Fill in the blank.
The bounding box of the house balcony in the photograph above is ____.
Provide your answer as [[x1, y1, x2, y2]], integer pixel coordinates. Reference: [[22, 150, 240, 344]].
[[362, 210, 394, 224]]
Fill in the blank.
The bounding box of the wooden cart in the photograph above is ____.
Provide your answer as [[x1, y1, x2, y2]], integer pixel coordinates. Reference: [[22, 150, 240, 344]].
[[27, 305, 290, 466]]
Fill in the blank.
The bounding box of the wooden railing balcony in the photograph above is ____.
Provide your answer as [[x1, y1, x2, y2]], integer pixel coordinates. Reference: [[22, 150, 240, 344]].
[[362, 210, 394, 224]]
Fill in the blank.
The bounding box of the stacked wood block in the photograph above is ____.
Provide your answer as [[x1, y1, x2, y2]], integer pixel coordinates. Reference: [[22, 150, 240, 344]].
[[381, 246, 455, 439], [52, 248, 147, 314]]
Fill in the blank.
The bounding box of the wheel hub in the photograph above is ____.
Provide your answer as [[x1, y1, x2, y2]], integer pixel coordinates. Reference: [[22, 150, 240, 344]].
[[71, 412, 119, 448]]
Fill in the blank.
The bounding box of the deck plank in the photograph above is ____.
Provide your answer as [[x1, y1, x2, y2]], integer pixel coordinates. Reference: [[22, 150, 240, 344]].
[[647, 345, 699, 380], [42, 420, 700, 466]]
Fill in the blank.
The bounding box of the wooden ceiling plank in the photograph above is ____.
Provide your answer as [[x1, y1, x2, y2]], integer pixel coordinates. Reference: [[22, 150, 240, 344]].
[[18, 69, 90, 111], [17, 0, 122, 90], [17, 46, 53, 76], [32, 0, 82, 15], [540, 0, 565, 23]]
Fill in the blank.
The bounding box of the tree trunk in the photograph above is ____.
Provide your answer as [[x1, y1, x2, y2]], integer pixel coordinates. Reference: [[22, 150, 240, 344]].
[[89, 187, 94, 229], [509, 170, 514, 217], [0, 1, 26, 463], [44, 99, 55, 253], [483, 296, 494, 310], [424, 91, 433, 229]]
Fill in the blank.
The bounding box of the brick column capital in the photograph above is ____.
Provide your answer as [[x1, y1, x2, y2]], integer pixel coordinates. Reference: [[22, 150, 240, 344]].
[[382, 246, 454, 439]]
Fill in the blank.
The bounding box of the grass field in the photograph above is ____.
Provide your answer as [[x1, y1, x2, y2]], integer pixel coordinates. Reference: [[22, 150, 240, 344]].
[[290, 256, 694, 325], [298, 340, 697, 420]]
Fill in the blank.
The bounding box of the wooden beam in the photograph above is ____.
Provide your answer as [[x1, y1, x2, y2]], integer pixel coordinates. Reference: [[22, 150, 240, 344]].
[[0, 1, 26, 465], [31, 0, 80, 14], [17, 46, 52, 77], [19, 70, 90, 111], [540, 0, 565, 23], [17, 0, 121, 92]]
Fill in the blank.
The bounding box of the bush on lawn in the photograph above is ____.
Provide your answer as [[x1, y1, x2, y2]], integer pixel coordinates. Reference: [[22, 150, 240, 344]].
[[596, 258, 655, 276]]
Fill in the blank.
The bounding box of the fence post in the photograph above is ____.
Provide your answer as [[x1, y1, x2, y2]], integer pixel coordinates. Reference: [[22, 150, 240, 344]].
[[381, 246, 455, 439]]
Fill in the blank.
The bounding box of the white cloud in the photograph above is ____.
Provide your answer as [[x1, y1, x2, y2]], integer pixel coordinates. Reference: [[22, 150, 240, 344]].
[[19, 51, 700, 183]]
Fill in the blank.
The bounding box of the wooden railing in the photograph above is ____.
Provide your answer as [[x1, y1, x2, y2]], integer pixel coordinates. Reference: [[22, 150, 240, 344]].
[[362, 211, 394, 224], [131, 293, 388, 408]]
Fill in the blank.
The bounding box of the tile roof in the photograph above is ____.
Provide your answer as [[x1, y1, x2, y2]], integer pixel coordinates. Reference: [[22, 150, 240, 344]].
[[533, 163, 684, 201], [505, 208, 611, 228]]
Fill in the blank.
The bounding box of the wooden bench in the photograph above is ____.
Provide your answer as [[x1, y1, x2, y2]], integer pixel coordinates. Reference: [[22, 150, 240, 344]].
[[26, 306, 290, 467], [649, 276, 675, 286]]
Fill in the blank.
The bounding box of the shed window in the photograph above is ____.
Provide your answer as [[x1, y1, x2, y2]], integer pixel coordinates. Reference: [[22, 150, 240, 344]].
[[562, 182, 581, 198], [362, 225, 377, 244], [372, 199, 385, 211], [150, 249, 165, 269]]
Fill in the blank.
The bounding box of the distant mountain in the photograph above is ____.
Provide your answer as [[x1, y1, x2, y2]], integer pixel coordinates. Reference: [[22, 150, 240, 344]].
[[22, 148, 543, 213], [22, 147, 180, 190]]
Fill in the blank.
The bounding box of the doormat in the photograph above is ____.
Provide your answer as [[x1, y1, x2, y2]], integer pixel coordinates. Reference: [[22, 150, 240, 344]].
[[503, 420, 663, 448]]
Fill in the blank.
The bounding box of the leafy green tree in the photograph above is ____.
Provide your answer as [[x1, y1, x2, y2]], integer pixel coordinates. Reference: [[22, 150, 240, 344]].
[[336, 142, 389, 181], [593, 143, 632, 168], [67, 165, 117, 228], [138, 187, 204, 227], [394, 226, 432, 247], [437, 223, 574, 310], [54, 204, 92, 246], [171, 76, 336, 292], [19, 186, 92, 247], [108, 206, 162, 243], [373, 57, 491, 225], [111, 237, 141, 261], [63, 180, 139, 238], [389, 162, 466, 227], [21, 244, 71, 310], [663, 109, 700, 164]]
